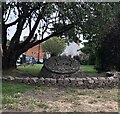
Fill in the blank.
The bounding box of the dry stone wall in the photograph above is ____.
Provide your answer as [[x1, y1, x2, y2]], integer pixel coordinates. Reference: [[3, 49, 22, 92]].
[[2, 73, 120, 89]]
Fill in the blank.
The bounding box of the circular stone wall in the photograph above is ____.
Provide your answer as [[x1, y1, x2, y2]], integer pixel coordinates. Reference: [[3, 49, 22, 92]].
[[39, 56, 82, 79]]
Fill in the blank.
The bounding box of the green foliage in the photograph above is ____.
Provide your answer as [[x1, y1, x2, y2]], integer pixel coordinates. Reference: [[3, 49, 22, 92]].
[[52, 3, 120, 43], [79, 52, 89, 65], [80, 42, 96, 65], [73, 55, 81, 63], [41, 37, 66, 56], [88, 53, 96, 65], [95, 17, 120, 72], [94, 47, 103, 72]]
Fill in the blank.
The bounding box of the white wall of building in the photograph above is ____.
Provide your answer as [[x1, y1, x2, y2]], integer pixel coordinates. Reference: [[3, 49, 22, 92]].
[[62, 42, 80, 58]]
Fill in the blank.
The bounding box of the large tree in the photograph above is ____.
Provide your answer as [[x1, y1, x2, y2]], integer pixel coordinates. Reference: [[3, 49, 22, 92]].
[[2, 2, 120, 70], [95, 14, 120, 72], [2, 2, 80, 69]]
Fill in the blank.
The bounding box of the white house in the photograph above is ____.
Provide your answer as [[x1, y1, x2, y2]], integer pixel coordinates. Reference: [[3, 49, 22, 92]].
[[62, 41, 80, 58]]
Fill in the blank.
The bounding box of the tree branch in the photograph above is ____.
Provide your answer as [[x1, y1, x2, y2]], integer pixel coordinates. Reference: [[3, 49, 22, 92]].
[[9, 17, 27, 50], [4, 7, 11, 22], [6, 18, 20, 27], [20, 13, 43, 46], [5, 3, 40, 28], [18, 22, 75, 54]]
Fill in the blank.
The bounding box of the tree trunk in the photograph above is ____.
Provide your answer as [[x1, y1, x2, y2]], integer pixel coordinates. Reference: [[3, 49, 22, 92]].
[[51, 53, 57, 57], [2, 52, 18, 70]]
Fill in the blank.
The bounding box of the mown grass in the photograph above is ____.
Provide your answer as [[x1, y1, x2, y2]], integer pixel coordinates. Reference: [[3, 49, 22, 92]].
[[80, 65, 105, 76], [2, 82, 47, 106], [80, 65, 96, 73], [2, 82, 35, 97], [2, 81, 119, 112], [17, 64, 43, 76], [2, 64, 43, 77], [3, 64, 105, 77], [64, 87, 118, 101]]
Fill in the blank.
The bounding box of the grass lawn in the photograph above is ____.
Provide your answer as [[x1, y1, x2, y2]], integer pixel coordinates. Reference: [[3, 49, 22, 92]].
[[80, 65, 106, 76], [2, 65, 119, 112], [2, 81, 119, 112], [3, 64, 106, 77], [17, 64, 43, 76], [2, 64, 43, 77]]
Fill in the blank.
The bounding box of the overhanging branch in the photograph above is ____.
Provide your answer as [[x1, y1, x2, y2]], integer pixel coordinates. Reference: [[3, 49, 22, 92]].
[[19, 22, 75, 54], [6, 18, 20, 27], [20, 14, 43, 46]]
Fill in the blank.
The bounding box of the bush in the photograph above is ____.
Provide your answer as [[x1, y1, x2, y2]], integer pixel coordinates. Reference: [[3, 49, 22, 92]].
[[79, 53, 89, 65], [73, 55, 81, 63], [41, 36, 66, 56]]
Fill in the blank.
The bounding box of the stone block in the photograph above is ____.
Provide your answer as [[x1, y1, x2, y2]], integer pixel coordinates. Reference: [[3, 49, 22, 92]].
[[29, 77, 38, 85], [106, 72, 114, 77], [103, 77, 112, 88], [82, 78, 92, 88], [92, 77, 99, 83], [97, 77, 106, 87], [8, 76, 14, 81], [15, 77, 23, 83], [58, 78, 64, 86], [38, 77, 45, 85], [113, 72, 120, 77], [70, 78, 77, 86], [113, 77, 119, 82], [29, 78, 34, 84], [83, 78, 89, 84], [33, 77, 39, 83], [63, 78, 70, 86], [87, 78, 94, 84], [76, 78, 84, 88], [84, 77, 94, 88], [44, 78, 51, 86], [50, 78, 56, 85], [2, 77, 8, 81], [112, 77, 119, 87], [23, 77, 30, 84], [107, 77, 114, 82]]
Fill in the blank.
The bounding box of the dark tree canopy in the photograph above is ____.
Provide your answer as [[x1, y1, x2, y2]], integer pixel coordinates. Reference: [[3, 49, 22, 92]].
[[95, 15, 120, 72], [2, 2, 120, 69]]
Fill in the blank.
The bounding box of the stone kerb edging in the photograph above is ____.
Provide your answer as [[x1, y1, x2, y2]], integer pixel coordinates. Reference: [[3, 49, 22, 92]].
[[2, 73, 120, 89]]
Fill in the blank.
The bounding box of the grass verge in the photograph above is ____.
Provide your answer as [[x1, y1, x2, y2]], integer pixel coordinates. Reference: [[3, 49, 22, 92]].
[[2, 82, 119, 112], [3, 64, 106, 77]]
